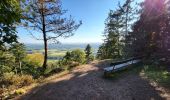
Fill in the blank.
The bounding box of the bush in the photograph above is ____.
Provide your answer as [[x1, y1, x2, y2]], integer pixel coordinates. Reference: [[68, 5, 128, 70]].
[[22, 60, 44, 78], [0, 65, 13, 75], [0, 51, 15, 75], [1, 73, 34, 88], [70, 49, 86, 64], [87, 55, 95, 63], [58, 49, 86, 70]]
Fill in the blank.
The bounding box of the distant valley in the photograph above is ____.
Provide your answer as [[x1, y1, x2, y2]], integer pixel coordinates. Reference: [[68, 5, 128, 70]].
[[25, 43, 101, 62]]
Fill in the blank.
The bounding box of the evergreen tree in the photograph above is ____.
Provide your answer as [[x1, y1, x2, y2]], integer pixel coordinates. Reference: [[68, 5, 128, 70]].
[[85, 44, 94, 63], [64, 51, 71, 61], [0, 50, 15, 75], [21, 0, 82, 69], [96, 44, 107, 60], [120, 0, 136, 57], [97, 0, 135, 60], [127, 0, 168, 58], [10, 43, 26, 74], [97, 3, 126, 59], [104, 10, 123, 59]]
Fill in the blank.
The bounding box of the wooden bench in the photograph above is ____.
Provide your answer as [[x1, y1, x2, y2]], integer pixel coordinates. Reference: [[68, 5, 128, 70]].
[[104, 57, 142, 76]]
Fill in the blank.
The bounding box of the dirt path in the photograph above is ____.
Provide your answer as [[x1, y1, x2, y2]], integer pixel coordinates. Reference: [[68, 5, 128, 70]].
[[18, 61, 170, 100]]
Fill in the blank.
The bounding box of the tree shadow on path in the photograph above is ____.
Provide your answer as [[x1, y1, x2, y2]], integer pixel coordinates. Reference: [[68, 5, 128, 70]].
[[17, 61, 167, 100]]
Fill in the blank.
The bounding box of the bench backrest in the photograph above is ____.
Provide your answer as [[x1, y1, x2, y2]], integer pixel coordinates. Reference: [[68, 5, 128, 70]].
[[110, 56, 143, 66]]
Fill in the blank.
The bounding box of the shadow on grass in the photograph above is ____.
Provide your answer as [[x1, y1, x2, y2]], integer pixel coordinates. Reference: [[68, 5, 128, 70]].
[[143, 65, 170, 91], [17, 61, 166, 100]]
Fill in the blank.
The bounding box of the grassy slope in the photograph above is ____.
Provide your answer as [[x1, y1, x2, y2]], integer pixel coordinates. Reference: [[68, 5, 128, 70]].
[[142, 65, 170, 90], [107, 63, 170, 90]]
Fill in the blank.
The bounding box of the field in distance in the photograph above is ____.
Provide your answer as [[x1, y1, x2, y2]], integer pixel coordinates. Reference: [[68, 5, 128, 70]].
[[25, 43, 101, 62]]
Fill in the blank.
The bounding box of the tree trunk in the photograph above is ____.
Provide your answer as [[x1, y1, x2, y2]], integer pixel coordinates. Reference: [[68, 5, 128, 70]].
[[15, 66, 17, 74], [42, 38, 47, 69], [42, 3, 47, 69], [19, 61, 23, 75]]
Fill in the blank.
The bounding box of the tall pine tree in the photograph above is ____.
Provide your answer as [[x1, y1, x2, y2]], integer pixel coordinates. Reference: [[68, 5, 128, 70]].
[[85, 44, 94, 63], [97, 0, 134, 59], [21, 0, 82, 69], [128, 0, 168, 58]]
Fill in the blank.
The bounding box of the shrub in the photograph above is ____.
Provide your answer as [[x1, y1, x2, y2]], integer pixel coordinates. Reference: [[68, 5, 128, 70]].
[[58, 49, 86, 70], [1, 73, 34, 87], [0, 51, 15, 75], [22, 61, 43, 77], [70, 49, 86, 64], [1, 72, 15, 86], [88, 55, 95, 62], [0, 65, 13, 75]]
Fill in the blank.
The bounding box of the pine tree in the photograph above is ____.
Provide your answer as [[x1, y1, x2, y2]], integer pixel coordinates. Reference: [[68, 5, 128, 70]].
[[10, 43, 26, 74], [21, 0, 82, 69], [128, 0, 168, 58], [85, 44, 94, 63], [120, 0, 136, 58], [97, 0, 135, 60], [97, 8, 124, 59], [96, 44, 107, 60]]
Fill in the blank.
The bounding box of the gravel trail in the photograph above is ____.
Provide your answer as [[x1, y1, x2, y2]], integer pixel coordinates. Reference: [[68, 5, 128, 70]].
[[18, 61, 170, 100]]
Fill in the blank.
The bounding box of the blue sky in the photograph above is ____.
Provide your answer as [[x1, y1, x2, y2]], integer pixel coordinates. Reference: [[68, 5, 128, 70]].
[[18, 0, 140, 44]]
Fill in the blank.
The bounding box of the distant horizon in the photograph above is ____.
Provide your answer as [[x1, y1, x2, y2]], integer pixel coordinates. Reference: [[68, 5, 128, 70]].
[[23, 42, 102, 45], [25, 42, 101, 51]]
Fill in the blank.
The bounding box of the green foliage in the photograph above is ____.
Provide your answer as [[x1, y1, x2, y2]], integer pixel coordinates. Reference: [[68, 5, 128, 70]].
[[0, 0, 21, 48], [143, 65, 170, 89], [70, 49, 86, 64], [10, 43, 26, 62], [0, 44, 44, 78], [9, 43, 27, 74], [21, 0, 82, 69], [96, 44, 106, 60], [0, 50, 15, 75], [97, 9, 124, 59], [58, 49, 86, 69], [125, 0, 170, 59], [21, 61, 43, 78], [64, 51, 72, 62], [84, 44, 94, 63], [97, 0, 136, 60]]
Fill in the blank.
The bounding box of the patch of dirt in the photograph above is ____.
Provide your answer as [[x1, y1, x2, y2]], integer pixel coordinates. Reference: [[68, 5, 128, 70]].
[[16, 60, 170, 100]]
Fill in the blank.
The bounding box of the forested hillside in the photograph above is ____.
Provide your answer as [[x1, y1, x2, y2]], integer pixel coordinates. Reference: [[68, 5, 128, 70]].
[[97, 0, 170, 61]]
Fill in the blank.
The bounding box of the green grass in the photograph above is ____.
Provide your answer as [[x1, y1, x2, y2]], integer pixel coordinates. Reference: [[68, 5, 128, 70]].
[[105, 63, 170, 90], [143, 65, 170, 89], [104, 63, 143, 79]]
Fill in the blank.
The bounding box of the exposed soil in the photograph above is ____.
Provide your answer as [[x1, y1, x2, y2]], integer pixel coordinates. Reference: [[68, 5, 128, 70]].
[[17, 60, 170, 100]]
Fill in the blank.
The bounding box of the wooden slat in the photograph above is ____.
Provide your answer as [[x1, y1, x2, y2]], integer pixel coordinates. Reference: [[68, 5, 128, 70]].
[[104, 59, 141, 73]]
